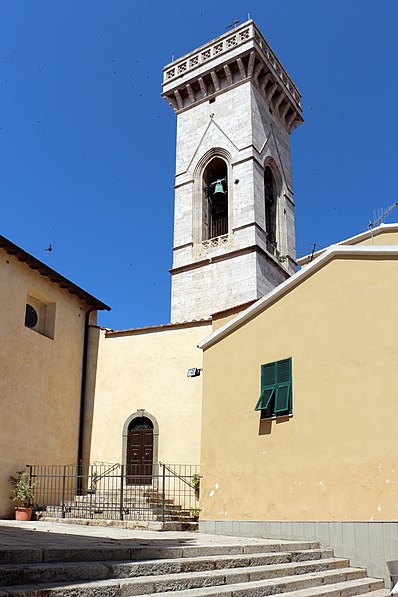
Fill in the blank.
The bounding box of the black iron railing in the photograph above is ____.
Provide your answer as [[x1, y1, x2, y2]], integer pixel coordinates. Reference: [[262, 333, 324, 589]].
[[26, 463, 200, 522], [210, 217, 228, 239]]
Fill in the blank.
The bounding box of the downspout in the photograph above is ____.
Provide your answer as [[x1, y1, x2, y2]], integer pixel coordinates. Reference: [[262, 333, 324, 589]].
[[77, 306, 95, 493]]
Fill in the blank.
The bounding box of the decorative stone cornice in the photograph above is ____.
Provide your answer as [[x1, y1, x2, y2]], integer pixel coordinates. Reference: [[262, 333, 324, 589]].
[[170, 243, 290, 277], [162, 20, 303, 133]]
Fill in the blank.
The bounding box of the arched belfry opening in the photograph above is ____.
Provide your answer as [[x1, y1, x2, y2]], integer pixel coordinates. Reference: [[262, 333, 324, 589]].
[[264, 165, 278, 250], [203, 157, 228, 240]]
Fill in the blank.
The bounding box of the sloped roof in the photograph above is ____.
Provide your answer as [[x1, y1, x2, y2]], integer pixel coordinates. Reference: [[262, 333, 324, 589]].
[[298, 223, 398, 265], [198, 244, 398, 350], [106, 318, 211, 337], [0, 234, 111, 311]]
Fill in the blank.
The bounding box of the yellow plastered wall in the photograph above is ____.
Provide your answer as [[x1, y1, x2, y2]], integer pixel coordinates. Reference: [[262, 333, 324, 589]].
[[90, 323, 211, 466], [353, 230, 398, 246], [0, 250, 92, 517], [201, 255, 398, 521]]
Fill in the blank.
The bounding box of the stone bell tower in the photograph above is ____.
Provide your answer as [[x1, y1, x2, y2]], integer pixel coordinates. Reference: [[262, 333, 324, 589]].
[[162, 20, 303, 323]]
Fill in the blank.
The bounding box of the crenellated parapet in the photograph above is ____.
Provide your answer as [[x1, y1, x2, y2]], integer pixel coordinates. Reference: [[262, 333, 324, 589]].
[[162, 20, 303, 133]]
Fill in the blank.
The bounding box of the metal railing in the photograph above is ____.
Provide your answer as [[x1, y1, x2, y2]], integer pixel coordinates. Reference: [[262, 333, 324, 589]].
[[26, 463, 200, 522], [210, 217, 228, 239]]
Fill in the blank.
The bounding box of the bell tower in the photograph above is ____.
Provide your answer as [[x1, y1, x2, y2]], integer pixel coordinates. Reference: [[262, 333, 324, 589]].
[[162, 20, 303, 323]]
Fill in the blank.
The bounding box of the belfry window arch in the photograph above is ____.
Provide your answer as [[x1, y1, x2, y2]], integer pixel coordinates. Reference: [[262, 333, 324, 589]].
[[264, 163, 279, 251], [202, 157, 228, 240]]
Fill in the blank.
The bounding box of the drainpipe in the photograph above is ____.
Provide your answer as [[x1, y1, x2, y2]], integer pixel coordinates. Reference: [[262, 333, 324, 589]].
[[77, 306, 95, 493]]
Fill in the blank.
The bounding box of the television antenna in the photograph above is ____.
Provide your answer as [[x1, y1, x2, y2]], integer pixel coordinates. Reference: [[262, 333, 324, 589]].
[[368, 202, 398, 244], [308, 242, 322, 262], [299, 243, 322, 262]]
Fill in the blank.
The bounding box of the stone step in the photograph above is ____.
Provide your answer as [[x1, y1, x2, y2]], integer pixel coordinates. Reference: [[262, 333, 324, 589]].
[[0, 549, 335, 586], [284, 585, 389, 596], [358, 589, 391, 597], [43, 500, 191, 522], [153, 578, 386, 596], [80, 563, 363, 594], [0, 567, 376, 596], [147, 502, 184, 509], [66, 497, 179, 506], [74, 491, 176, 499], [0, 540, 320, 565], [60, 500, 183, 509], [266, 577, 389, 597], [33, 516, 199, 532], [59, 505, 189, 515], [42, 509, 192, 522]]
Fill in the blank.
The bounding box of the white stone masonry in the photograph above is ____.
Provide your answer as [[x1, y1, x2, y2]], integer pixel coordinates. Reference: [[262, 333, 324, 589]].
[[163, 20, 303, 322]]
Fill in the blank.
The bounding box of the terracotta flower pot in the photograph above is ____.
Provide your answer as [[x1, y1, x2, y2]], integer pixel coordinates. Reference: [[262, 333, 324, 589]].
[[15, 507, 33, 521]]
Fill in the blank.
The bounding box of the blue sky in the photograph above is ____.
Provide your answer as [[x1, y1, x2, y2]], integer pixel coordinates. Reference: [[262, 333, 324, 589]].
[[1, 1, 398, 329]]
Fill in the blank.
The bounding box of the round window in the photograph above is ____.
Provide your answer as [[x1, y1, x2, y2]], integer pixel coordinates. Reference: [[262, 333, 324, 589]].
[[25, 304, 38, 328]]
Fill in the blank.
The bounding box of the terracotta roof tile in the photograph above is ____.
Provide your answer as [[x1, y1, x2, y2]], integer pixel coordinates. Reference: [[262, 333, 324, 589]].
[[106, 318, 211, 337]]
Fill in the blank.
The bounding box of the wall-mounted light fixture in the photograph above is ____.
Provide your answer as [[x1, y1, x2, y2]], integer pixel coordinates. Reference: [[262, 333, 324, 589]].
[[187, 368, 202, 378]]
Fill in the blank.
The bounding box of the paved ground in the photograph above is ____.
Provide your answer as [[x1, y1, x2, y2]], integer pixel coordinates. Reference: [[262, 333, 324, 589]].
[[0, 520, 282, 551]]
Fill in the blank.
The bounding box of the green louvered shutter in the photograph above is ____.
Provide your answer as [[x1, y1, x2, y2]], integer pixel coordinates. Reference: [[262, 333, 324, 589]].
[[274, 358, 292, 414], [255, 358, 292, 415], [276, 359, 290, 383], [255, 362, 276, 411]]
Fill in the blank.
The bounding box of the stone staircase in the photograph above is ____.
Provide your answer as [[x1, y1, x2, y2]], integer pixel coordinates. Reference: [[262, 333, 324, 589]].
[[37, 486, 197, 525], [0, 537, 388, 596]]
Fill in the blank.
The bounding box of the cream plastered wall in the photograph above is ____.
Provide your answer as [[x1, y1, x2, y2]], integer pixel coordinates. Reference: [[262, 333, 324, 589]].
[[200, 255, 398, 521], [0, 250, 94, 518], [89, 323, 211, 466], [354, 230, 398, 246]]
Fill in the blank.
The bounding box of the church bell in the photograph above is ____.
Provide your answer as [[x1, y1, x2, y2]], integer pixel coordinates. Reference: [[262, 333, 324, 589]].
[[213, 180, 225, 200]]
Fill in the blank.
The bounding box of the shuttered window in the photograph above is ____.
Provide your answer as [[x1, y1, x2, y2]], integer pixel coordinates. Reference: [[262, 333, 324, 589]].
[[255, 358, 292, 417]]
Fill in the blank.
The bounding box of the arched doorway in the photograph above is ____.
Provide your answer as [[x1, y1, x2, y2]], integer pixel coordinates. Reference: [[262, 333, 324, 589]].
[[126, 416, 154, 485]]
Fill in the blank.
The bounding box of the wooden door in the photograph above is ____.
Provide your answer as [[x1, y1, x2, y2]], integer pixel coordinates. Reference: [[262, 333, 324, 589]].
[[126, 418, 153, 485]]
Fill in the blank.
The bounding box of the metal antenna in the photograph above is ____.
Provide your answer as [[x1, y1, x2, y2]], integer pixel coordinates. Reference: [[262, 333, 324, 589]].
[[308, 243, 322, 262], [368, 202, 398, 244], [248, 12, 251, 20], [309, 243, 317, 262], [298, 243, 321, 262]]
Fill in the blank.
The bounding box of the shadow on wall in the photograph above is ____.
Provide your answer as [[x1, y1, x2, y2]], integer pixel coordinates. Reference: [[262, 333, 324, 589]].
[[82, 325, 102, 464], [258, 415, 290, 436]]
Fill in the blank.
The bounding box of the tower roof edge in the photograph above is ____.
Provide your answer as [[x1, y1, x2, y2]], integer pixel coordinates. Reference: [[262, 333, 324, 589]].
[[162, 20, 301, 110]]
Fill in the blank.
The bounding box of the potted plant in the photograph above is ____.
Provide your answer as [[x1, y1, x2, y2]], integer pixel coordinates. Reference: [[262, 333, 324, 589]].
[[9, 470, 38, 521], [192, 474, 201, 501], [189, 507, 201, 522]]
